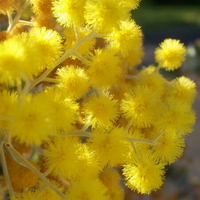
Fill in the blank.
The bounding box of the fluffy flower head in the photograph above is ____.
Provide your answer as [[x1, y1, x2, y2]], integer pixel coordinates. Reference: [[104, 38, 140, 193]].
[[155, 39, 186, 71]]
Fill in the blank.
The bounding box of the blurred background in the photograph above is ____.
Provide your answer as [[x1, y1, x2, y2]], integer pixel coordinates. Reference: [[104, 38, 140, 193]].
[[126, 1, 200, 200]]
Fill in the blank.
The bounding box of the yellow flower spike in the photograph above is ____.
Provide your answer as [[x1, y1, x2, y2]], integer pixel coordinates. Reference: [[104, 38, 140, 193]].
[[84, 0, 131, 33], [86, 49, 122, 88], [56, 65, 90, 99], [52, 0, 86, 27], [123, 155, 165, 194], [155, 39, 186, 71], [82, 91, 119, 129]]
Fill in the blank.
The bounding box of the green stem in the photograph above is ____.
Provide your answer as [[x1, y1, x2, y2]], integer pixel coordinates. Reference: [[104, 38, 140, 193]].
[[154, 131, 165, 142], [127, 137, 162, 145], [4, 143, 67, 199], [131, 141, 141, 162], [0, 146, 15, 198], [18, 20, 34, 26], [43, 77, 61, 84], [60, 130, 92, 138], [125, 75, 139, 80], [7, 0, 30, 32], [72, 52, 90, 64], [124, 120, 133, 132]]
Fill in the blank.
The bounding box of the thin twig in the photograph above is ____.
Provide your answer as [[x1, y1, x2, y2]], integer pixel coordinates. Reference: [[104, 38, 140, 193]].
[[0, 147, 16, 198], [4, 143, 67, 199]]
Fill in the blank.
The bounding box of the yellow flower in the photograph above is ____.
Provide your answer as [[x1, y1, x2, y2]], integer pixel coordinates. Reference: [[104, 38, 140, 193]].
[[41, 87, 79, 132], [123, 155, 165, 194], [56, 65, 90, 99], [99, 167, 125, 200], [121, 85, 160, 128], [44, 135, 81, 179], [152, 131, 185, 164], [157, 99, 196, 135], [84, 0, 131, 33], [82, 91, 119, 128], [106, 20, 143, 67], [66, 177, 109, 200], [122, 0, 141, 10], [29, 27, 63, 68], [86, 49, 122, 88], [52, 0, 86, 27], [138, 69, 166, 98], [170, 76, 197, 105], [0, 35, 41, 83], [88, 127, 132, 167], [155, 39, 186, 71], [10, 94, 54, 145], [0, 90, 17, 131]]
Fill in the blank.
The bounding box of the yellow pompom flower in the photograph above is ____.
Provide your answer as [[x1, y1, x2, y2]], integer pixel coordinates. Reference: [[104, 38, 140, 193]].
[[74, 143, 102, 179], [86, 49, 122, 88], [155, 39, 186, 71], [152, 132, 185, 164], [10, 94, 54, 145], [0, 35, 41, 83], [84, 0, 131, 33], [121, 85, 160, 128], [106, 20, 143, 60], [0, 90, 17, 131], [66, 177, 109, 200], [82, 91, 119, 128], [41, 87, 79, 132], [122, 0, 141, 10], [56, 65, 90, 99], [88, 127, 132, 167], [10, 190, 37, 200], [170, 76, 197, 105], [29, 27, 63, 68], [157, 99, 196, 135], [52, 0, 86, 27], [123, 155, 165, 194], [99, 167, 125, 200], [44, 135, 81, 179]]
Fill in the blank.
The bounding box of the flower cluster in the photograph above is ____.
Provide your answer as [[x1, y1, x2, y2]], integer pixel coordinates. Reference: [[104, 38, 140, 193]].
[[0, 0, 196, 199]]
